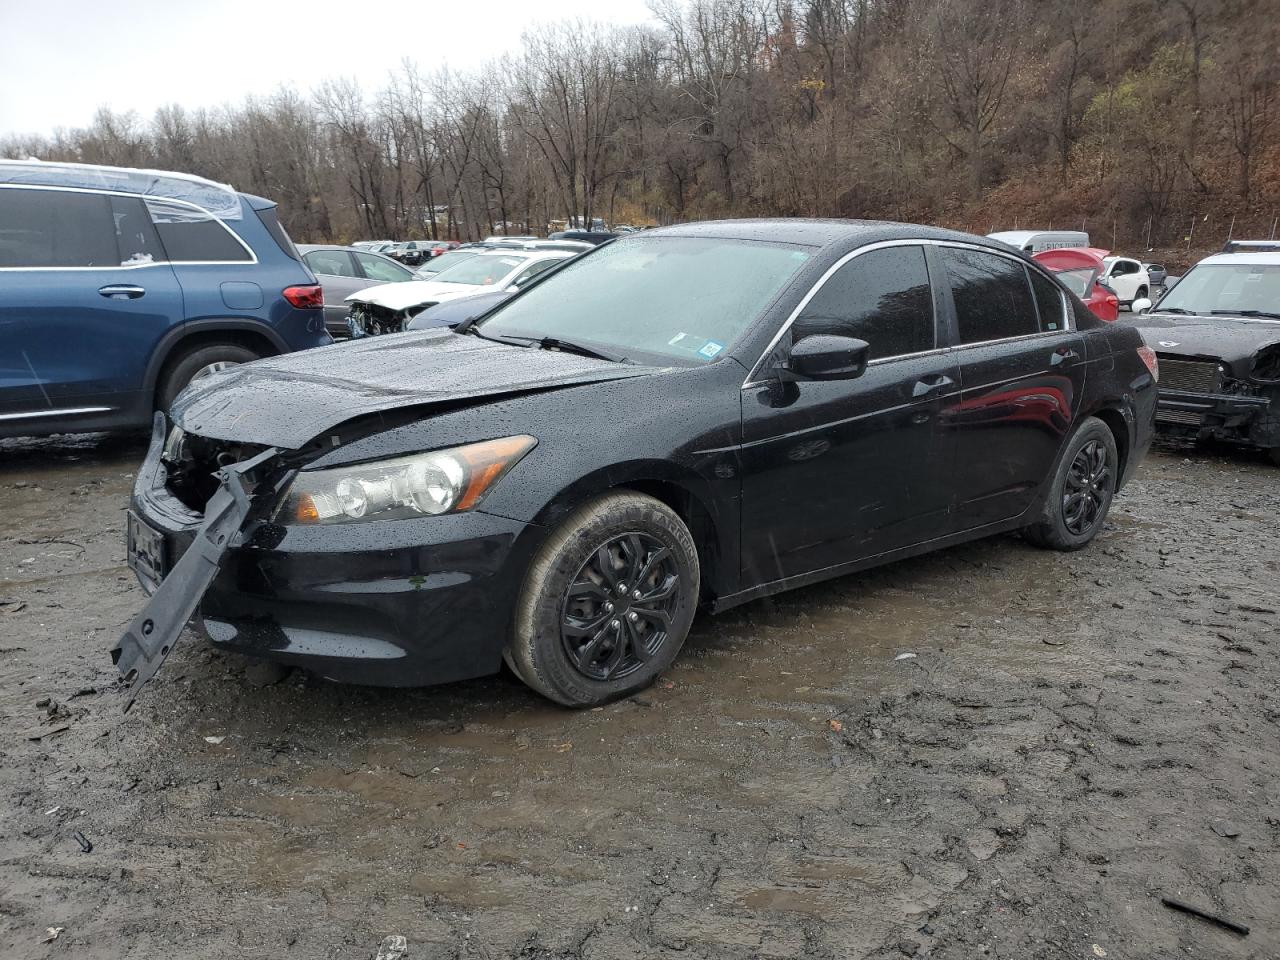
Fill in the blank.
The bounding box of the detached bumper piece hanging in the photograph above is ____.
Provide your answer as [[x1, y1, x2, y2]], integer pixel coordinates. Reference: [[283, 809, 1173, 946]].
[[110, 446, 278, 712]]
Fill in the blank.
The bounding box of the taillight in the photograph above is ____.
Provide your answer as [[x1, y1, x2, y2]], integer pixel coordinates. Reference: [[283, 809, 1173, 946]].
[[1137, 345, 1159, 381], [283, 284, 324, 309]]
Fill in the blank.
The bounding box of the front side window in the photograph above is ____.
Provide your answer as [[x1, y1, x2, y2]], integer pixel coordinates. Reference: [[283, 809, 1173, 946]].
[[145, 198, 251, 263], [0, 188, 118, 267], [791, 245, 935, 359], [478, 236, 811, 365], [942, 247, 1039, 344], [304, 250, 357, 278], [1157, 262, 1280, 317], [512, 258, 562, 287], [355, 252, 413, 282]]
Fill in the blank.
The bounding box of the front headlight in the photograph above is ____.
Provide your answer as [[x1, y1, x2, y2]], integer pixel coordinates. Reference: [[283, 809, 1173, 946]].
[[276, 435, 536, 525]]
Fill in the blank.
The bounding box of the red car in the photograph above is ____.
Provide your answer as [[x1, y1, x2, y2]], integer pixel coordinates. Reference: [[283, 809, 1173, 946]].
[[427, 240, 462, 258], [1033, 248, 1119, 323]]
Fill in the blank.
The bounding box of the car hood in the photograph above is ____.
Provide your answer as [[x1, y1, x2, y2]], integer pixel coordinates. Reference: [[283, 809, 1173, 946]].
[[345, 279, 484, 310], [1126, 312, 1280, 364], [170, 329, 659, 448]]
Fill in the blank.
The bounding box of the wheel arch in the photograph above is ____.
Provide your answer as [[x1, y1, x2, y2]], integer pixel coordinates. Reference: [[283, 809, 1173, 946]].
[[529, 460, 735, 605], [145, 320, 287, 401], [1088, 404, 1132, 486]]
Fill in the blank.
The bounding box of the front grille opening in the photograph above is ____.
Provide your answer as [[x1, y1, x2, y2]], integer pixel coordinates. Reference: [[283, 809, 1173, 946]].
[[1157, 357, 1221, 394], [163, 431, 267, 512]]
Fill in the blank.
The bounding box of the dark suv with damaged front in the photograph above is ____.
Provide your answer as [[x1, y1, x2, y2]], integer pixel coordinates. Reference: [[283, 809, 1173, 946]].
[[115, 220, 1157, 710], [1125, 251, 1280, 464]]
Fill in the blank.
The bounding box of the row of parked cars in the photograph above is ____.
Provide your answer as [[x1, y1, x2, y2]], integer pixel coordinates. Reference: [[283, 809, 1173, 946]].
[[1, 159, 1274, 709]]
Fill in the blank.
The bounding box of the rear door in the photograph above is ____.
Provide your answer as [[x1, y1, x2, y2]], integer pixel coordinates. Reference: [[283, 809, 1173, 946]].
[[303, 249, 366, 333], [0, 187, 182, 421], [738, 243, 960, 585], [938, 245, 1086, 530]]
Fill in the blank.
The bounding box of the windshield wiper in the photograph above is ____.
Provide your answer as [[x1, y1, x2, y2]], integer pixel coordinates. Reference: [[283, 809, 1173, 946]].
[[1211, 309, 1280, 320], [1156, 307, 1193, 315], [535, 337, 626, 363]]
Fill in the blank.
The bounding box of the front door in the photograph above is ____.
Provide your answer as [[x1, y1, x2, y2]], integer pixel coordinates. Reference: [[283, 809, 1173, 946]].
[[738, 244, 959, 587], [0, 187, 182, 419], [936, 245, 1087, 530]]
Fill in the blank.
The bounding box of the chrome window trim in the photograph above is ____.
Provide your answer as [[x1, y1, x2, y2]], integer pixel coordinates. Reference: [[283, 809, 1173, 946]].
[[0, 406, 113, 421], [742, 237, 1074, 389], [0, 182, 257, 269]]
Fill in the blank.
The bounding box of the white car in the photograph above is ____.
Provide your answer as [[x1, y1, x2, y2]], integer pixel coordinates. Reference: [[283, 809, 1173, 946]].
[[344, 250, 575, 336], [1099, 256, 1151, 308]]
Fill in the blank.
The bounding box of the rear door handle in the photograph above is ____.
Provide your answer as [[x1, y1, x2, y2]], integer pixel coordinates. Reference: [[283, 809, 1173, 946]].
[[1050, 347, 1080, 366], [912, 374, 954, 397], [98, 284, 146, 300]]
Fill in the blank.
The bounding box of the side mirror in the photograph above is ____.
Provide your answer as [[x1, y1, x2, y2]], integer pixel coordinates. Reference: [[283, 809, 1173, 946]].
[[781, 335, 870, 381], [1131, 297, 1153, 314]]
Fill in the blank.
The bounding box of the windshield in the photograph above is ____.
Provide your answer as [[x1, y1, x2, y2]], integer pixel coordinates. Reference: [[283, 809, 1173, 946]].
[[418, 250, 477, 275], [1049, 267, 1097, 299], [1158, 262, 1280, 316], [432, 254, 528, 286], [477, 236, 812, 364]]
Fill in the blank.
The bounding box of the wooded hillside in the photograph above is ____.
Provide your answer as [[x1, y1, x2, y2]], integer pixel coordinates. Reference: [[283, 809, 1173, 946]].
[[4, 0, 1277, 266]]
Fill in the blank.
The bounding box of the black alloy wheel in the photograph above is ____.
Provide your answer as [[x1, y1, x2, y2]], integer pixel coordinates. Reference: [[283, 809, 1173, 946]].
[[1062, 438, 1112, 536], [506, 491, 699, 707], [560, 533, 681, 681], [1023, 416, 1119, 551]]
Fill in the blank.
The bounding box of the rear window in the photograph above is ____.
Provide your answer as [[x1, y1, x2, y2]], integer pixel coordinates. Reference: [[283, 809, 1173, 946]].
[[255, 205, 302, 261], [145, 198, 252, 262], [0, 187, 118, 267]]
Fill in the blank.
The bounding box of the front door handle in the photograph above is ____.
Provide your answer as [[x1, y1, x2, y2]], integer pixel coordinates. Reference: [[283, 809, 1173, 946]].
[[912, 374, 954, 397], [1050, 346, 1080, 366], [98, 284, 146, 300]]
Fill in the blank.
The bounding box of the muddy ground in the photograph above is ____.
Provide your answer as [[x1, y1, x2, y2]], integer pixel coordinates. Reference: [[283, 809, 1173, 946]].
[[0, 433, 1277, 960]]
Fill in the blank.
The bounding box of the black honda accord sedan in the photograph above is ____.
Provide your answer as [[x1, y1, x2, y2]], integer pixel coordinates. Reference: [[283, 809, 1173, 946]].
[[115, 219, 1157, 708]]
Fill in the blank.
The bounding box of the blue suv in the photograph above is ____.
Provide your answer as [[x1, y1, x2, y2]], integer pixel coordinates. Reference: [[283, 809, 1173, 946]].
[[0, 160, 331, 438]]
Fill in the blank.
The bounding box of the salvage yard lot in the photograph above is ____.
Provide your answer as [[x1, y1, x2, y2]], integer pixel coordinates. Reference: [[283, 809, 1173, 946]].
[[1, 435, 1277, 960]]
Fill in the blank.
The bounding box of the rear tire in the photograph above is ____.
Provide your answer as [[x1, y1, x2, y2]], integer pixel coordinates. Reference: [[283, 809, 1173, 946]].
[[507, 491, 700, 707], [1023, 417, 1119, 551], [156, 344, 259, 414]]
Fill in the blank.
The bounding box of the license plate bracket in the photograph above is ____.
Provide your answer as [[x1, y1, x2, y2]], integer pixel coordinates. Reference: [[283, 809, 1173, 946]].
[[127, 510, 167, 588]]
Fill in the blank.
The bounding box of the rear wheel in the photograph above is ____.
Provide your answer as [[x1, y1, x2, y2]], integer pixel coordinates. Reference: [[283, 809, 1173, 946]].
[[157, 344, 259, 414], [1023, 417, 1119, 551], [507, 491, 699, 707]]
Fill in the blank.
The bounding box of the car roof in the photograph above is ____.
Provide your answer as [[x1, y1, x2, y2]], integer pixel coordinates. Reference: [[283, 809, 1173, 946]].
[[986, 229, 1088, 245], [297, 243, 364, 253], [474, 248, 572, 260], [1198, 252, 1280, 266], [0, 157, 244, 221], [647, 217, 1013, 252]]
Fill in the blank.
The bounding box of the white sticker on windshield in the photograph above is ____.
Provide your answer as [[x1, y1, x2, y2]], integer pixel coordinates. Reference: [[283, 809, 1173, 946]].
[[698, 341, 724, 359], [668, 332, 688, 346]]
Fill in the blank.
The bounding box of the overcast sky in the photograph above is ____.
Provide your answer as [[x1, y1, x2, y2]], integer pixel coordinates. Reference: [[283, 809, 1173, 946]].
[[0, 0, 658, 136]]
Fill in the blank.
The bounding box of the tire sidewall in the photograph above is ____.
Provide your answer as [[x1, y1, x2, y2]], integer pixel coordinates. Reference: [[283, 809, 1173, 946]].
[[158, 344, 258, 413], [1043, 419, 1119, 549], [516, 495, 699, 706]]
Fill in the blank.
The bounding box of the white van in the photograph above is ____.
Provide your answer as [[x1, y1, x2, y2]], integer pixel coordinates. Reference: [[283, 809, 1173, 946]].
[[987, 230, 1090, 254]]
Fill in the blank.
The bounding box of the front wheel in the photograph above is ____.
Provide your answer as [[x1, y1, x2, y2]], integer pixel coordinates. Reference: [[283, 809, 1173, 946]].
[[1023, 417, 1119, 551], [506, 492, 700, 707]]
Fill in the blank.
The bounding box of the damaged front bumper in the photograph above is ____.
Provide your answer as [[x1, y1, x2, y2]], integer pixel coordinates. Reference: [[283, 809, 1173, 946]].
[[112, 415, 280, 710], [114, 416, 543, 710], [1154, 387, 1273, 441]]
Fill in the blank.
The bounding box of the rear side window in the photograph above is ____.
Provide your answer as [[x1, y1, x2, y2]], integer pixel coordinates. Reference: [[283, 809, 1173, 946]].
[[304, 249, 357, 278], [145, 198, 252, 263], [110, 196, 165, 265], [792, 245, 935, 359], [0, 188, 118, 267], [1028, 269, 1066, 331], [942, 247, 1038, 343]]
